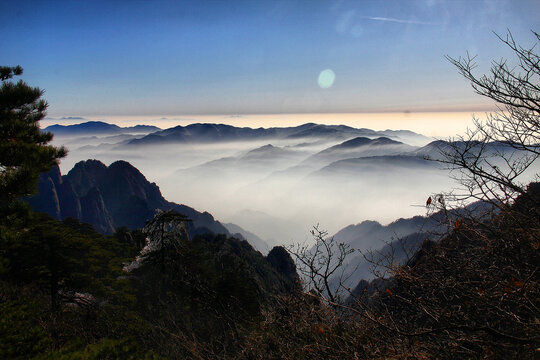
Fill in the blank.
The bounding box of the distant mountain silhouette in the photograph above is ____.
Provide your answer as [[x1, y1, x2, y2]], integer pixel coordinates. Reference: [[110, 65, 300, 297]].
[[226, 209, 308, 246], [27, 160, 230, 237], [128, 123, 270, 145], [174, 143, 307, 177], [311, 155, 438, 179], [126, 123, 431, 146], [241, 144, 298, 161], [303, 136, 416, 167], [406, 139, 524, 160], [320, 214, 439, 293], [222, 222, 272, 254], [285, 124, 367, 139], [44, 121, 161, 136]]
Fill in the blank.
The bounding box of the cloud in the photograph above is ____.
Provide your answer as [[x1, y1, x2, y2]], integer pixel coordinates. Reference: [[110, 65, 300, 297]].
[[336, 10, 356, 35], [363, 16, 435, 25], [61, 116, 87, 120]]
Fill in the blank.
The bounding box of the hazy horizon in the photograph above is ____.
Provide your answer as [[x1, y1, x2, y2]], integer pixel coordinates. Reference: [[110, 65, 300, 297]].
[[41, 111, 491, 138]]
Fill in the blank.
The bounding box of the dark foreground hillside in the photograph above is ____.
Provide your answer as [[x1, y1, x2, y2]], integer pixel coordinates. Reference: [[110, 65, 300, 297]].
[[235, 183, 540, 359], [9, 152, 540, 358], [2, 181, 537, 359], [0, 209, 298, 359]]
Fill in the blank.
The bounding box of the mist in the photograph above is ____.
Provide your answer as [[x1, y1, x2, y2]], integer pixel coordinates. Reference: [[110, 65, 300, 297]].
[[49, 123, 538, 251]]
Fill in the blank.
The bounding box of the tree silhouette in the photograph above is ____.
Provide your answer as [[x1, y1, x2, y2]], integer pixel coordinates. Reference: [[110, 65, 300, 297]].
[[141, 209, 190, 270], [434, 31, 539, 209], [0, 66, 66, 211], [288, 225, 354, 303]]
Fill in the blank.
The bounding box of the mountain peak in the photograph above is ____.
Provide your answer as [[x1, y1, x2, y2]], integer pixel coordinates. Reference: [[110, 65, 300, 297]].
[[29, 159, 231, 237], [69, 159, 108, 174], [108, 160, 141, 173], [338, 137, 372, 148], [371, 137, 402, 145]]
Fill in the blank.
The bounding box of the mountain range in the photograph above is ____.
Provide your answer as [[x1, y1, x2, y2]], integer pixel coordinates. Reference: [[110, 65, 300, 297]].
[[301, 136, 415, 167], [41, 120, 538, 256], [125, 122, 432, 146], [44, 121, 161, 136]]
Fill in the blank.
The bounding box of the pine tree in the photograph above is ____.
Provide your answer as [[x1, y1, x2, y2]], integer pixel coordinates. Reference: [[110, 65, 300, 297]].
[[0, 66, 66, 211]]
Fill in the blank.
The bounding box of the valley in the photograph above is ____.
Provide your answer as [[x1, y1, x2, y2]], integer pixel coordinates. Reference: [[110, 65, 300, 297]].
[[45, 121, 446, 246], [45, 120, 539, 253]]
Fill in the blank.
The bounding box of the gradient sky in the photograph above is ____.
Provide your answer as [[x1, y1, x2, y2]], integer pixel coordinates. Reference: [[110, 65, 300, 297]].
[[1, 0, 539, 118]]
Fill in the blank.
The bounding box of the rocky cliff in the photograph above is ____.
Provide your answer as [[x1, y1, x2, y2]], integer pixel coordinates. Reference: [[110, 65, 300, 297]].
[[27, 160, 230, 236]]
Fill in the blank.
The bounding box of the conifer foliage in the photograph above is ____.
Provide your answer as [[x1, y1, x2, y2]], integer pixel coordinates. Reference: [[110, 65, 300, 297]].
[[0, 66, 66, 210]]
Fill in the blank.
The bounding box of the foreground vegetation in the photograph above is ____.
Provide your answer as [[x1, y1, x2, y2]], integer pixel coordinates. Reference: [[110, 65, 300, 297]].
[[1, 183, 537, 359]]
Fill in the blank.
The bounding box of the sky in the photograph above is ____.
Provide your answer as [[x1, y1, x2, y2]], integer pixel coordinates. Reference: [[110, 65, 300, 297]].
[[1, 0, 539, 129]]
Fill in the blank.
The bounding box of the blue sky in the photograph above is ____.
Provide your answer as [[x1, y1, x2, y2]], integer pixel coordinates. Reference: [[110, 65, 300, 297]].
[[1, 0, 539, 118]]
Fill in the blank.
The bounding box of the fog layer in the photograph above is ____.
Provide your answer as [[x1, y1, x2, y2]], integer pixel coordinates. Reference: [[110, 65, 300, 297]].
[[48, 122, 539, 250]]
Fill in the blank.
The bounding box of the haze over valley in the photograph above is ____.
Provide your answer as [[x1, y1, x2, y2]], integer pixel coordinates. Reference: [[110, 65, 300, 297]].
[[44, 119, 538, 251], [13, 0, 537, 254]]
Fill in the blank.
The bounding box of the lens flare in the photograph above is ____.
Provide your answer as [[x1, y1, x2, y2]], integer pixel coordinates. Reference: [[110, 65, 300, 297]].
[[318, 69, 335, 89]]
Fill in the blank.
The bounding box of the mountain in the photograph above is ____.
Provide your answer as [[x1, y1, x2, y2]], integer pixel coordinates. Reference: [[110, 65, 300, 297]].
[[126, 122, 431, 146], [27, 160, 230, 236], [330, 216, 439, 286], [379, 129, 435, 145], [303, 136, 417, 167], [408, 139, 528, 160], [226, 209, 308, 246], [60, 134, 147, 148], [250, 137, 425, 187], [127, 123, 270, 145], [320, 215, 438, 293], [310, 155, 439, 180], [171, 143, 308, 180], [241, 144, 301, 161], [222, 222, 273, 254], [327, 200, 495, 292], [333, 216, 433, 250], [285, 124, 374, 139], [44, 121, 161, 136], [158, 143, 311, 219]]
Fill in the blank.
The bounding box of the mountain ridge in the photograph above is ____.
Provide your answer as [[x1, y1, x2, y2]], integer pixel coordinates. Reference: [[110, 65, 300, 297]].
[[27, 160, 231, 237], [125, 122, 432, 146], [44, 121, 161, 135]]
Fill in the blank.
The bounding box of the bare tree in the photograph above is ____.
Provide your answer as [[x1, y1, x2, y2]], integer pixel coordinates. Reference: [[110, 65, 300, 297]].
[[288, 225, 354, 303], [345, 30, 540, 358], [434, 31, 540, 209]]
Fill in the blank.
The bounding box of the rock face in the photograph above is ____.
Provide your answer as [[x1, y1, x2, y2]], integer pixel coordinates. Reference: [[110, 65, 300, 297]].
[[266, 246, 299, 292], [29, 164, 81, 221], [79, 187, 115, 234], [27, 160, 230, 236]]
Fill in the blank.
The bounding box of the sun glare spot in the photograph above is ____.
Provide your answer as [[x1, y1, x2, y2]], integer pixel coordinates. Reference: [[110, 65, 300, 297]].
[[318, 69, 335, 89]]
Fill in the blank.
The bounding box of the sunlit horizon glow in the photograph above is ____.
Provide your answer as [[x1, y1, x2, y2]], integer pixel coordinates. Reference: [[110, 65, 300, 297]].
[[42, 111, 491, 138]]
